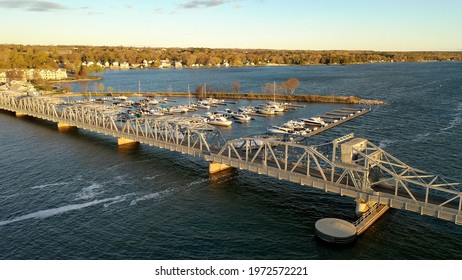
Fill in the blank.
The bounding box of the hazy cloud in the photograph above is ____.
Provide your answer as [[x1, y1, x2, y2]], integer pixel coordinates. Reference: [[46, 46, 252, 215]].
[[233, 3, 242, 9], [0, 0, 67, 12], [181, 0, 226, 9]]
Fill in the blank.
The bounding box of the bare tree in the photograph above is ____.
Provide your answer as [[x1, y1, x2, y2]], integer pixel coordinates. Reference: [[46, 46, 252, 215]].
[[286, 77, 300, 95], [81, 81, 88, 93], [231, 81, 241, 93]]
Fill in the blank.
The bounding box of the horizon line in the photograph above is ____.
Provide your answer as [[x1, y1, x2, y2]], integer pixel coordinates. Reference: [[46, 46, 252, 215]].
[[1, 43, 461, 53]]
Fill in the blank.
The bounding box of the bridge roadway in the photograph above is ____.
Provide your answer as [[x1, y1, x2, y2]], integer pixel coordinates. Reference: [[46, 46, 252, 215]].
[[0, 91, 461, 226]]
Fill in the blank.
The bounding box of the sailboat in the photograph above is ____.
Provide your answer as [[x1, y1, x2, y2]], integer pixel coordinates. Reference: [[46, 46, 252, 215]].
[[266, 81, 284, 112]]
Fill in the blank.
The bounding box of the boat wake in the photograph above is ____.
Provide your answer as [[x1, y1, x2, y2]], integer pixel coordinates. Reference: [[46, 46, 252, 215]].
[[0, 196, 125, 227], [103, 193, 136, 208], [440, 102, 462, 132], [129, 188, 173, 206], [412, 132, 431, 142], [75, 183, 105, 200], [31, 182, 69, 190], [378, 139, 397, 149], [144, 173, 165, 180]]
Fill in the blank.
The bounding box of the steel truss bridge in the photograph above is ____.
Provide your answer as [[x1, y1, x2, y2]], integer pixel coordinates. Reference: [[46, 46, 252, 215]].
[[1, 92, 461, 226]]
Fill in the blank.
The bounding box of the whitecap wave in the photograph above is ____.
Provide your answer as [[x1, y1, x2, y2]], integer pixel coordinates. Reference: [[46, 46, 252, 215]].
[[440, 102, 462, 132], [0, 196, 123, 226]]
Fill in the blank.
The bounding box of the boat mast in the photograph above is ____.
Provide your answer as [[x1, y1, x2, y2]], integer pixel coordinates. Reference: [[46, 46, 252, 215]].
[[188, 84, 191, 106], [273, 81, 276, 103]]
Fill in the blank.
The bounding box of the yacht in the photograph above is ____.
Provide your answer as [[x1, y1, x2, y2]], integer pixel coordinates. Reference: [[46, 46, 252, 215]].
[[257, 105, 276, 115], [301, 117, 327, 126], [233, 113, 251, 122], [207, 114, 233, 127], [168, 106, 189, 113], [267, 125, 294, 134]]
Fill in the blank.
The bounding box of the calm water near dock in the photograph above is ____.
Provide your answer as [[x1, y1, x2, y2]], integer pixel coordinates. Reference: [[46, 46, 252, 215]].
[[1, 62, 461, 259]]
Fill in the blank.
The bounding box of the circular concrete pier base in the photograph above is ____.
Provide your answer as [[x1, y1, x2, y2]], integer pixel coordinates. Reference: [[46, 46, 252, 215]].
[[315, 218, 357, 244]]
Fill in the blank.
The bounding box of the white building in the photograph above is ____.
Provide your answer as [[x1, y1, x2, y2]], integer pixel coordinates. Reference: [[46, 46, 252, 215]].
[[174, 61, 183, 68], [36, 69, 68, 80], [159, 59, 171, 68], [120, 62, 130, 69], [0, 71, 7, 83]]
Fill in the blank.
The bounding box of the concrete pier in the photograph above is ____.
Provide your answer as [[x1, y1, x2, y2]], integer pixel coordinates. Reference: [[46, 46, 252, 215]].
[[209, 162, 233, 174], [57, 122, 75, 129], [355, 204, 390, 235], [118, 137, 138, 146]]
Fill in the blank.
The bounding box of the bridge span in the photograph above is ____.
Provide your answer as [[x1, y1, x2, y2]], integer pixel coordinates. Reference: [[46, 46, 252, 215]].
[[0, 91, 461, 231]]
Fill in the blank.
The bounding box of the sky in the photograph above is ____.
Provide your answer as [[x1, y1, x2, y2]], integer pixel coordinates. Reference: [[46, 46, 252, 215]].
[[0, 0, 461, 51]]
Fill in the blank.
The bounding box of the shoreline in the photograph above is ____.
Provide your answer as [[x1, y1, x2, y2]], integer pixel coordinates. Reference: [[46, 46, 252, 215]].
[[52, 77, 103, 83], [45, 91, 385, 105]]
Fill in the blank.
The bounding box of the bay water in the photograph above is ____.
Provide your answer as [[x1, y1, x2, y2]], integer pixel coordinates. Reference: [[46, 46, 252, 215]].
[[1, 62, 461, 259]]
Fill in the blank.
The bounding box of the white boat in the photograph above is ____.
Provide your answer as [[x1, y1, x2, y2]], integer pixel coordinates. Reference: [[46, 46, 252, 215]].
[[238, 105, 255, 114], [233, 113, 251, 122], [301, 117, 327, 126], [257, 105, 276, 115], [266, 102, 285, 112], [267, 125, 294, 134], [195, 100, 211, 109], [265, 82, 285, 112], [168, 106, 189, 113], [113, 95, 128, 100], [207, 114, 233, 127]]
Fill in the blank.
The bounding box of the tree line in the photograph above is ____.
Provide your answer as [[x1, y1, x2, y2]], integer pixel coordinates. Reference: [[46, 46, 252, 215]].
[[1, 44, 461, 74]]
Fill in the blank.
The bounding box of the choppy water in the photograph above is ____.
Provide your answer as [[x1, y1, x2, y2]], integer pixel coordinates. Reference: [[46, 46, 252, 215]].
[[1, 62, 462, 259]]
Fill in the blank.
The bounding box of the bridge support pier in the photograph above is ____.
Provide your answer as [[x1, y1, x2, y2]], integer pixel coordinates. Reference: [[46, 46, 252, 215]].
[[118, 137, 138, 146], [209, 162, 233, 174], [355, 199, 370, 217], [57, 122, 75, 129]]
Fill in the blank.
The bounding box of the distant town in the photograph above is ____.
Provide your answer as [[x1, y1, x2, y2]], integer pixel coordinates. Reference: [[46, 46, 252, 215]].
[[1, 44, 461, 86]]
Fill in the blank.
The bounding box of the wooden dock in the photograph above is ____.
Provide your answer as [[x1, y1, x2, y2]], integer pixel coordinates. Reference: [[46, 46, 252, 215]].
[[305, 108, 371, 137]]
